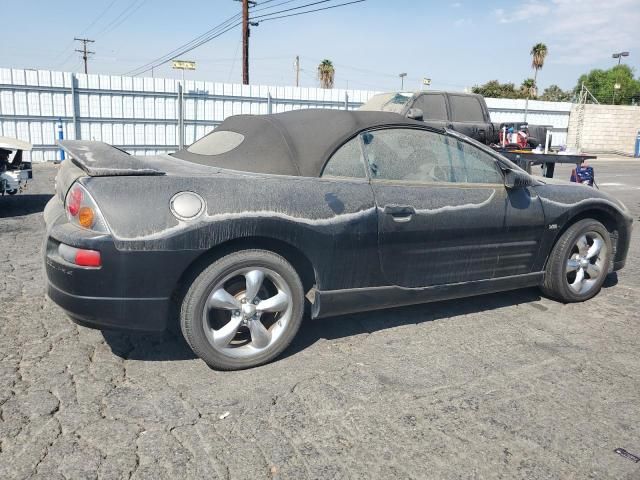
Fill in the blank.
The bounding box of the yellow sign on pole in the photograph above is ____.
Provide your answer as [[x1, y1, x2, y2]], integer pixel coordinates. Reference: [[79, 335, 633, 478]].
[[172, 60, 196, 70]]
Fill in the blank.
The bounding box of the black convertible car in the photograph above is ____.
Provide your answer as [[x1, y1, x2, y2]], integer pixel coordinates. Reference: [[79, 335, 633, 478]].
[[44, 109, 632, 370]]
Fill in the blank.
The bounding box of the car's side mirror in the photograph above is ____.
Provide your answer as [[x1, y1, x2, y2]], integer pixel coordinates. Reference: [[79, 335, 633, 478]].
[[406, 108, 424, 121], [504, 169, 534, 189]]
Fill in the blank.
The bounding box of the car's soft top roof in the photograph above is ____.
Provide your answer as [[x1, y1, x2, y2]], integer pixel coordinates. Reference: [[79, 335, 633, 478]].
[[172, 109, 429, 177]]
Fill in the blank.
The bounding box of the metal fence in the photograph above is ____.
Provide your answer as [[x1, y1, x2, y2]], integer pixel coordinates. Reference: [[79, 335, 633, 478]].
[[0, 68, 572, 162]]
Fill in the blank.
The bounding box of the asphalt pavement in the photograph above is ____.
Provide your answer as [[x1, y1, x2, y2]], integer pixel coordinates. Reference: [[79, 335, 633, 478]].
[[0, 161, 639, 479]]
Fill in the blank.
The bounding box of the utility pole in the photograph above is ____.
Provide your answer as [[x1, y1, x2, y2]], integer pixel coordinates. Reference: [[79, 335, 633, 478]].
[[235, 0, 256, 84], [242, 0, 249, 84], [294, 56, 300, 87], [74, 38, 95, 74]]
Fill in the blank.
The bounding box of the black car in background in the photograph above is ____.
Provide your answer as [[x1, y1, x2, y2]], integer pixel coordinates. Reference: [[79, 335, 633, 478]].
[[360, 91, 552, 148], [44, 110, 631, 370]]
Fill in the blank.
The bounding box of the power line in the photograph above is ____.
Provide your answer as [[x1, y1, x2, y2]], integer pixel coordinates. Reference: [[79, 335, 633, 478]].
[[251, 0, 300, 14], [124, 0, 366, 78], [96, 0, 147, 37], [52, 0, 117, 63], [124, 20, 242, 76], [123, 13, 242, 75], [228, 40, 242, 82], [251, 0, 366, 22], [250, 0, 335, 20], [80, 0, 118, 35]]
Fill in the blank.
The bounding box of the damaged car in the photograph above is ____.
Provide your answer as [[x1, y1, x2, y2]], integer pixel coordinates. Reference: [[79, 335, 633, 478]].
[[43, 109, 632, 370]]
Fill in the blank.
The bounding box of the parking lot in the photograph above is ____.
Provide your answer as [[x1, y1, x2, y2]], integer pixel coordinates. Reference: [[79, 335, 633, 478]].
[[0, 160, 639, 479]]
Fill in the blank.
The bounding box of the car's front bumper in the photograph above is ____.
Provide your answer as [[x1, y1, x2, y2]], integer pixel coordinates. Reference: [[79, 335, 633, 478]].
[[43, 196, 199, 332]]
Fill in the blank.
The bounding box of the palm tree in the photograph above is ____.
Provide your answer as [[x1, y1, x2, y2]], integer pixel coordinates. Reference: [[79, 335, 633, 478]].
[[317, 59, 335, 89], [530, 43, 548, 92], [524, 43, 547, 121]]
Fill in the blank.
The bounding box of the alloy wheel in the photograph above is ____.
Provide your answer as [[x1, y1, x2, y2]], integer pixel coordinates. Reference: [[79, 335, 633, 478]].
[[201, 266, 293, 358], [565, 231, 607, 295]]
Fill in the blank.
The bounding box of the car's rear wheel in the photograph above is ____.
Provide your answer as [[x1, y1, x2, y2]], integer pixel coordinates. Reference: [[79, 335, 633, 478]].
[[180, 249, 304, 370], [541, 219, 612, 302]]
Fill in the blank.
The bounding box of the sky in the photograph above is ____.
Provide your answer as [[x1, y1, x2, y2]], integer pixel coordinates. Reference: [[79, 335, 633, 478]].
[[1, 0, 639, 93]]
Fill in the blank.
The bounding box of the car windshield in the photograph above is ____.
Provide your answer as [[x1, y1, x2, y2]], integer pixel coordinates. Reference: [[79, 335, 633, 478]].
[[360, 93, 413, 114]]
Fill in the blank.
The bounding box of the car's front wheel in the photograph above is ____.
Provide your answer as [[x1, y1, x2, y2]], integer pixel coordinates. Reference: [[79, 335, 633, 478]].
[[541, 219, 612, 302], [180, 249, 305, 370]]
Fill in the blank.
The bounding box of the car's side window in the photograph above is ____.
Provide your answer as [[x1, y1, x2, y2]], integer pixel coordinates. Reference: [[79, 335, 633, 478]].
[[322, 136, 366, 179], [454, 140, 506, 183], [449, 95, 485, 123], [362, 128, 503, 184], [413, 94, 448, 121]]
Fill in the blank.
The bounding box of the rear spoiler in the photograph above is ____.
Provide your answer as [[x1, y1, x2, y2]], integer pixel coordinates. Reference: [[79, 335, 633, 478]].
[[59, 140, 165, 176]]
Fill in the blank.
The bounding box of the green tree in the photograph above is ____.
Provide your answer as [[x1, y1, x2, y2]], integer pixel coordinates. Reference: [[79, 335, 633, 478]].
[[317, 59, 335, 89], [540, 84, 572, 102], [573, 65, 640, 105], [471, 80, 523, 99]]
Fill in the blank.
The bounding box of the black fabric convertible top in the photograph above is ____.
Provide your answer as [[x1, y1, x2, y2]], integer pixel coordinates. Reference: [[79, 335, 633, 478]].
[[172, 109, 428, 177]]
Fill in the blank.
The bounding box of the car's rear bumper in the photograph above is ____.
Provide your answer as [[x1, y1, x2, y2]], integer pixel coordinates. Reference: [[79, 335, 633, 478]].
[[43, 196, 200, 332], [46, 281, 171, 332]]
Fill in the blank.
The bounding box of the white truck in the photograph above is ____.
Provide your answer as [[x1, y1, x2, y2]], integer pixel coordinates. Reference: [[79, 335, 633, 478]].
[[0, 137, 33, 196]]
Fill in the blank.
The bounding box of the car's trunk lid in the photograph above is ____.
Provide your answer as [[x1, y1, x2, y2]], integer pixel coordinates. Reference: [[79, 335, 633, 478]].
[[59, 141, 165, 177], [55, 141, 227, 203]]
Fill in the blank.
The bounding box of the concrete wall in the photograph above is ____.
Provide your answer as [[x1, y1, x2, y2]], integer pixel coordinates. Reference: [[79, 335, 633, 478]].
[[567, 104, 640, 155]]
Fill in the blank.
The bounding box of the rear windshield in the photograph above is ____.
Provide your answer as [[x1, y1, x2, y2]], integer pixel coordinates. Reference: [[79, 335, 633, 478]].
[[186, 130, 245, 155], [360, 93, 413, 114]]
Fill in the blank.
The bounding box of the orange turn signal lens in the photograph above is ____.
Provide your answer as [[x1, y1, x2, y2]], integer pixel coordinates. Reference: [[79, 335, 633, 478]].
[[78, 206, 95, 228]]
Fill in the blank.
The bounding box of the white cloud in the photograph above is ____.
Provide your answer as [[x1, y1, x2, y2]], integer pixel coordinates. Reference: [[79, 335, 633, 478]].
[[544, 0, 640, 65], [494, 1, 551, 23], [454, 18, 472, 27], [451, 2, 462, 7], [493, 0, 639, 66]]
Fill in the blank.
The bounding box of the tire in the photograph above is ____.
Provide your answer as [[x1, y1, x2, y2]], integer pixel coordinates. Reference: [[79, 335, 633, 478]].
[[7, 189, 17, 195], [541, 219, 612, 302], [180, 249, 305, 370]]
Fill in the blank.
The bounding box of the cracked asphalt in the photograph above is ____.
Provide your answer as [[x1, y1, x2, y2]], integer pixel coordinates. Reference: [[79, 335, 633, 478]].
[[1, 161, 639, 479]]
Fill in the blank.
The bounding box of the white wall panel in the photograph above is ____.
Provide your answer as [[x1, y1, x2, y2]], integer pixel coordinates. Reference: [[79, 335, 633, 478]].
[[3, 67, 573, 160]]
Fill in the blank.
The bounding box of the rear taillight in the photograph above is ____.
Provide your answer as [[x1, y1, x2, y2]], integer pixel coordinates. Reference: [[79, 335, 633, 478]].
[[65, 183, 109, 233], [58, 243, 102, 267], [67, 187, 83, 216]]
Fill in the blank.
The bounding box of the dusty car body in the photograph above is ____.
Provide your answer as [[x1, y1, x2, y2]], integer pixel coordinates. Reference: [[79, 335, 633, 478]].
[[43, 109, 632, 369]]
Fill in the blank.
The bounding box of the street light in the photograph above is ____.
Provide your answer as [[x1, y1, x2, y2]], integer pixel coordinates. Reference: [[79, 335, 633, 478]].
[[612, 51, 630, 104], [612, 51, 630, 65], [399, 73, 407, 90]]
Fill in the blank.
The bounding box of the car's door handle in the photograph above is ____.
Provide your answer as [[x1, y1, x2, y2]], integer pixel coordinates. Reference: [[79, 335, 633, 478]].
[[384, 205, 415, 222]]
